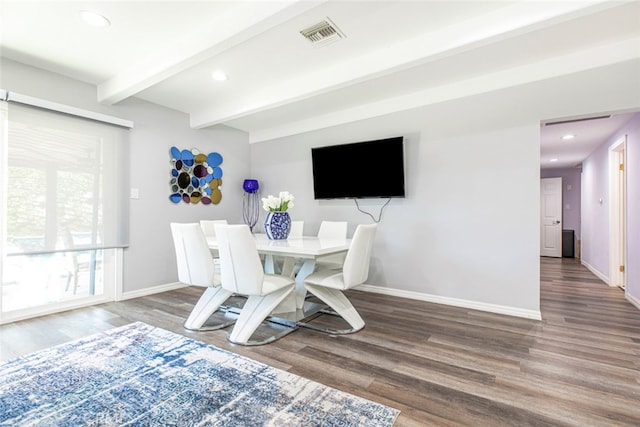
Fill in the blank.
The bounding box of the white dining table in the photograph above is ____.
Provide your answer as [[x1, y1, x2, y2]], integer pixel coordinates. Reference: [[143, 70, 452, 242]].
[[207, 233, 350, 313]]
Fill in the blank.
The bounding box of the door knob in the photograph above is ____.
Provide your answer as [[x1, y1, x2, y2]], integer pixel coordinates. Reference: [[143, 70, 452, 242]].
[[554, 220, 561, 224]]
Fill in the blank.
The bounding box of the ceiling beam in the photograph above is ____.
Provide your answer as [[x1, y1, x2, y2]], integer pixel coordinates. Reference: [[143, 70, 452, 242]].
[[247, 37, 640, 143], [189, 0, 620, 129], [97, 1, 326, 105]]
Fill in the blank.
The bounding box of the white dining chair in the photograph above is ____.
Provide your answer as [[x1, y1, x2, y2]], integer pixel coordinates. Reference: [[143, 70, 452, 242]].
[[215, 224, 296, 345], [300, 223, 377, 334], [171, 222, 236, 331], [200, 219, 228, 257], [317, 220, 347, 239], [62, 230, 92, 294], [315, 220, 348, 270], [289, 220, 304, 238]]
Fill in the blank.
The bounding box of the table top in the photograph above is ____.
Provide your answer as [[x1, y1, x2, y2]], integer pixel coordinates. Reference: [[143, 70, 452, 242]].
[[208, 234, 350, 259]]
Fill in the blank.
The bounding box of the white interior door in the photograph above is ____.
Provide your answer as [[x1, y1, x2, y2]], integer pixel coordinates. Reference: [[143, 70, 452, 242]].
[[541, 177, 563, 257]]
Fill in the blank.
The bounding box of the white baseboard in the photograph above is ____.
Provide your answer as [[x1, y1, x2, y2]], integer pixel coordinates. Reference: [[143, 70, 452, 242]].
[[355, 284, 542, 320], [626, 292, 640, 311], [117, 282, 189, 302], [580, 259, 610, 285]]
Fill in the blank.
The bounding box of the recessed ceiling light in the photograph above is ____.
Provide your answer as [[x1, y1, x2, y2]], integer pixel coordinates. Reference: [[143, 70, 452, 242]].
[[561, 134, 575, 140], [80, 10, 110, 27], [210, 71, 228, 81], [550, 158, 559, 162]]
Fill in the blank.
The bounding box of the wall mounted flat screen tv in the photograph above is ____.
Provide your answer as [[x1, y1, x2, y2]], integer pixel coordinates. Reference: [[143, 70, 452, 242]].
[[311, 136, 405, 199]]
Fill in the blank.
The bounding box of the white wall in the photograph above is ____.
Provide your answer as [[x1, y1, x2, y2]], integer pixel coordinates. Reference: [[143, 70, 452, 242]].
[[0, 59, 251, 294], [251, 60, 640, 318], [581, 113, 640, 305], [581, 138, 612, 279], [625, 115, 640, 306]]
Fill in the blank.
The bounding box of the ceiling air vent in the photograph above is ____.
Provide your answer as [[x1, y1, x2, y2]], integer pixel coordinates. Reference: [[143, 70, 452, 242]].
[[300, 18, 345, 46]]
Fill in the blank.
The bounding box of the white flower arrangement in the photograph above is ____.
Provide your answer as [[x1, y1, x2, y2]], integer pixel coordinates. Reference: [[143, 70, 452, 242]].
[[262, 191, 295, 212]]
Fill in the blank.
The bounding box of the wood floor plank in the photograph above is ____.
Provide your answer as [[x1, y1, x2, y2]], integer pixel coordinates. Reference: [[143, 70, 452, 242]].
[[1, 257, 640, 425]]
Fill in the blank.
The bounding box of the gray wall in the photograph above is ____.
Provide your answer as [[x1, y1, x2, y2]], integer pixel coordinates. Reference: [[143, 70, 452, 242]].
[[117, 100, 249, 291], [0, 59, 250, 293], [251, 60, 640, 316], [3, 57, 639, 316]]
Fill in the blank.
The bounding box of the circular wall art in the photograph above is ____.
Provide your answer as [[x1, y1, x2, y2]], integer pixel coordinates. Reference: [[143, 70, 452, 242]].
[[169, 146, 223, 205]]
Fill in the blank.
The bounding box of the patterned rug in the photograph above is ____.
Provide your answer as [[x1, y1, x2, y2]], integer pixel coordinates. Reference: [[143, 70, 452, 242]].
[[0, 322, 399, 426]]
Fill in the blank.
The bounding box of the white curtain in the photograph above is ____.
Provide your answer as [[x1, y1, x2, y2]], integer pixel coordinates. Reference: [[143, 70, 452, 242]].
[[0, 97, 130, 321], [4, 102, 129, 254]]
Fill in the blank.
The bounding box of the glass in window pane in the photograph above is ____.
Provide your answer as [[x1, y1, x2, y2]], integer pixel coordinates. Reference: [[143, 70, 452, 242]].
[[1, 249, 109, 313]]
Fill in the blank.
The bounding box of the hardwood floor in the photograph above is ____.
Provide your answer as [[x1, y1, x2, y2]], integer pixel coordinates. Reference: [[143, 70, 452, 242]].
[[2, 257, 639, 426]]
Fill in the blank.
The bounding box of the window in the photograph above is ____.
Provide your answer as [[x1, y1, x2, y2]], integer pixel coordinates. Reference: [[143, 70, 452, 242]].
[[0, 97, 130, 323]]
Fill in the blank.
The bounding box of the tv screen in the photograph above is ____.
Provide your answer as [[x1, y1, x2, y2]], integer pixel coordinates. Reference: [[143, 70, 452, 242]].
[[311, 136, 405, 199]]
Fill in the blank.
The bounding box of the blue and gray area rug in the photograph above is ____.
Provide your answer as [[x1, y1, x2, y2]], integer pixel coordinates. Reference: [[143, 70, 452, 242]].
[[0, 322, 399, 426]]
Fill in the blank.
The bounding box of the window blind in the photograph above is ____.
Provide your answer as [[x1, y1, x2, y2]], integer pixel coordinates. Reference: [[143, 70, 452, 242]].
[[4, 102, 130, 255]]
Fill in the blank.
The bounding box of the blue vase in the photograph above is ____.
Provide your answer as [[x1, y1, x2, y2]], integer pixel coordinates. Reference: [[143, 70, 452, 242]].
[[264, 211, 291, 240]]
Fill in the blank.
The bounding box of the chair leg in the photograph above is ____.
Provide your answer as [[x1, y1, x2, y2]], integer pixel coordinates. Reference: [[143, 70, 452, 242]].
[[228, 286, 295, 345], [65, 272, 72, 292], [73, 270, 79, 294], [263, 254, 276, 274], [301, 284, 365, 334], [184, 286, 235, 331]]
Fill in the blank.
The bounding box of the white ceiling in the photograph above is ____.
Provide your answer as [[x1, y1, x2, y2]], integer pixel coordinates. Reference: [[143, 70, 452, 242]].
[[1, 0, 639, 167], [540, 112, 637, 169]]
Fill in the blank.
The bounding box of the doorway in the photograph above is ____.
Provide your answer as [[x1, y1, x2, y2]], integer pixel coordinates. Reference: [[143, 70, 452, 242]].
[[609, 136, 627, 290], [540, 177, 563, 258]]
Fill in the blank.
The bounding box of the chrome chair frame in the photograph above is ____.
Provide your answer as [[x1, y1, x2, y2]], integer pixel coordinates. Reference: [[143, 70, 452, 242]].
[[301, 223, 377, 334]]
